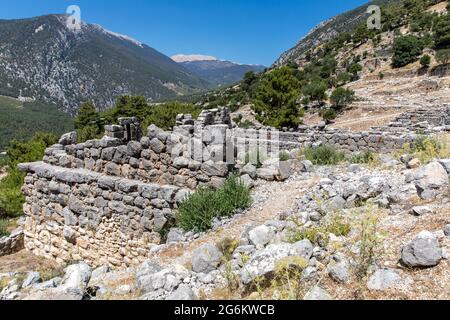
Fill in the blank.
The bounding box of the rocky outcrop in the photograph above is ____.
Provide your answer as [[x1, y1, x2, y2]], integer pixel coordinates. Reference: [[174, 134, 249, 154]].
[[0, 226, 24, 257]]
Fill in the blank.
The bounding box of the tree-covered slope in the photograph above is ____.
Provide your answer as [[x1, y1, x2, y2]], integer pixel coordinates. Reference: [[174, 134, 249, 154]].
[[0, 96, 73, 150]]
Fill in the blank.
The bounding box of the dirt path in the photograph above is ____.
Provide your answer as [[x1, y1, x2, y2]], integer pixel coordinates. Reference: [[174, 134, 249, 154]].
[[156, 177, 318, 266], [331, 112, 405, 131]]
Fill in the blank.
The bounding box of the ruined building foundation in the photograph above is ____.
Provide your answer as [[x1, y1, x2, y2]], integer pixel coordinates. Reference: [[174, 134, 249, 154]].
[[18, 107, 449, 267]]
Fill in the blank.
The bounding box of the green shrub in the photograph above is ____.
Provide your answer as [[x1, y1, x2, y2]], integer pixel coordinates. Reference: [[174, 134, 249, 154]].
[[0, 219, 9, 237], [350, 151, 379, 165], [436, 49, 450, 65], [279, 151, 291, 161], [401, 135, 449, 163], [303, 80, 328, 104], [253, 67, 304, 129], [434, 16, 450, 50], [238, 120, 254, 129], [304, 145, 345, 165], [233, 114, 243, 125], [420, 54, 431, 68], [176, 175, 251, 232], [330, 87, 355, 110], [141, 102, 201, 131], [0, 169, 26, 218], [245, 148, 266, 168], [392, 35, 424, 68], [353, 206, 383, 280], [77, 125, 102, 143], [287, 214, 351, 246], [0, 132, 57, 218], [321, 109, 337, 122]]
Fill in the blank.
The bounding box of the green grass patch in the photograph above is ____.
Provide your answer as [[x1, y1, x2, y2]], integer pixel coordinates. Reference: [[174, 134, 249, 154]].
[[0, 219, 9, 237], [350, 151, 379, 166], [279, 151, 291, 161], [287, 214, 351, 246], [399, 135, 449, 164], [304, 145, 345, 165], [176, 174, 252, 233]]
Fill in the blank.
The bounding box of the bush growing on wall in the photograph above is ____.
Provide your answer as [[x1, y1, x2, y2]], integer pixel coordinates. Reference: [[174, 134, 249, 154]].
[[176, 175, 251, 232]]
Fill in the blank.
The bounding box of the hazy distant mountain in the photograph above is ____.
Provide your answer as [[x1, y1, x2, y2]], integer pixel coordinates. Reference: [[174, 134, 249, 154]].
[[0, 15, 209, 114], [172, 55, 266, 87]]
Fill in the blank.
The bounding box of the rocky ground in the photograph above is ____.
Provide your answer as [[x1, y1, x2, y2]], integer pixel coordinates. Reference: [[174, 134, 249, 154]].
[[1, 148, 449, 300]]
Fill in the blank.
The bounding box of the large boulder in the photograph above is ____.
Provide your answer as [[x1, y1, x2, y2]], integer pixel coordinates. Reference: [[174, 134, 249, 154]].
[[276, 161, 292, 181], [59, 132, 77, 146], [240, 243, 309, 285], [149, 138, 165, 154], [328, 260, 350, 284], [414, 162, 449, 199], [248, 225, 275, 248], [256, 168, 278, 181], [21, 272, 41, 289], [301, 160, 314, 173], [166, 228, 186, 243], [401, 231, 443, 268], [59, 263, 92, 295], [147, 124, 163, 139], [191, 243, 223, 274], [303, 286, 332, 300], [291, 239, 313, 260], [136, 261, 163, 293], [165, 284, 197, 300], [241, 164, 257, 179], [201, 161, 229, 177], [127, 141, 142, 157], [367, 268, 402, 291]]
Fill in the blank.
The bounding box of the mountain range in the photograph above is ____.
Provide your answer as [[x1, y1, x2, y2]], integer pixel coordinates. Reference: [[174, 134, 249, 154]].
[[172, 55, 266, 87], [0, 14, 210, 114]]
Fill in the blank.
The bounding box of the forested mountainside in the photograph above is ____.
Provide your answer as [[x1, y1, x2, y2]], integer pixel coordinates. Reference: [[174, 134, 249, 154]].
[[0, 14, 209, 115]]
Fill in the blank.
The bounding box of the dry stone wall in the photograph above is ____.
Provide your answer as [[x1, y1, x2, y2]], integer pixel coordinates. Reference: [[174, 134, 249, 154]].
[[19, 162, 189, 267], [18, 109, 234, 267], [18, 106, 446, 267]]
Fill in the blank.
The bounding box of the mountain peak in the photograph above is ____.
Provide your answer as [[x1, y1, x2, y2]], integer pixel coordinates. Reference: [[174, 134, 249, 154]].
[[0, 14, 209, 113], [171, 54, 218, 63], [90, 24, 144, 48]]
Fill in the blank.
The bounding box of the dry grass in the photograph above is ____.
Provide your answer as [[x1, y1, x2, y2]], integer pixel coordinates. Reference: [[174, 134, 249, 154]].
[[320, 200, 450, 300], [0, 250, 61, 274]]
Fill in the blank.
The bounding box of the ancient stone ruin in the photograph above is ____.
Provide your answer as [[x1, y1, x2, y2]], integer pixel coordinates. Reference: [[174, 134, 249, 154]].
[[16, 106, 448, 267]]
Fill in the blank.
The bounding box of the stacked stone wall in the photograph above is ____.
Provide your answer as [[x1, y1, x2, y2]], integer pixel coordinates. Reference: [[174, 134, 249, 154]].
[[17, 106, 447, 267], [19, 162, 189, 267]]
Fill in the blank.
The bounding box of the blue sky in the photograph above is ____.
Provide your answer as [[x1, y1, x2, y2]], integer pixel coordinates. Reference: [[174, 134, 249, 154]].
[[1, 0, 368, 66]]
